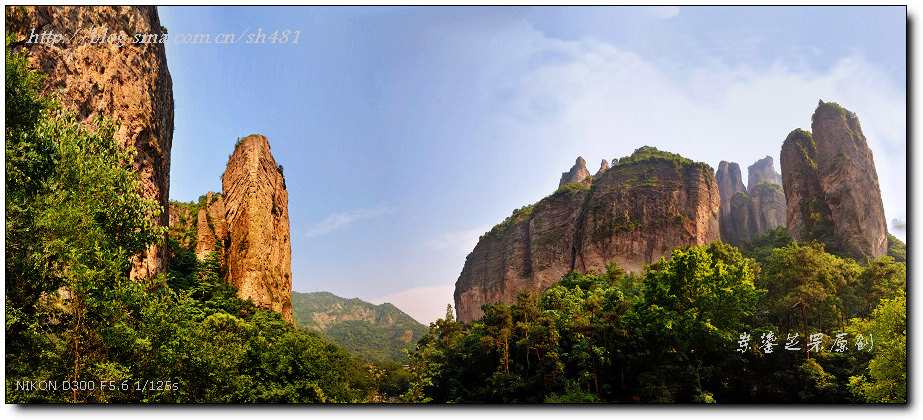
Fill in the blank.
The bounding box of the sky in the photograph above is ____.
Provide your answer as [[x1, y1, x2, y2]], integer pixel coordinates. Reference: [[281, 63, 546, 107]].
[[159, 6, 906, 325]]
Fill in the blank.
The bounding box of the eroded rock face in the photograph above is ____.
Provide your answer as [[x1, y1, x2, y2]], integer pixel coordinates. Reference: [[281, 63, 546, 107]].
[[559, 156, 590, 187], [194, 192, 227, 260], [781, 128, 832, 244], [748, 182, 786, 235], [748, 156, 783, 191], [595, 159, 610, 177], [9, 6, 174, 280], [716, 157, 786, 246], [222, 135, 293, 323], [715, 161, 747, 245], [782, 101, 888, 262], [455, 148, 720, 322]]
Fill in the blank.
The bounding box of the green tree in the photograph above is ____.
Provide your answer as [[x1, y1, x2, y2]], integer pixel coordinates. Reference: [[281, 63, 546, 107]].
[[848, 291, 906, 403]]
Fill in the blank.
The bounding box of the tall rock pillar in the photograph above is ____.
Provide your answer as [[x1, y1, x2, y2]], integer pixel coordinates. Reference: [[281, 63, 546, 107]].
[[222, 135, 293, 323]]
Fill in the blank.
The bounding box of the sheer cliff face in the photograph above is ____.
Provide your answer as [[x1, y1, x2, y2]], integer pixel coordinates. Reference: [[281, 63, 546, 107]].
[[11, 6, 174, 280], [222, 135, 293, 323], [716, 162, 747, 245], [781, 101, 887, 262], [716, 157, 786, 246], [195, 192, 227, 260], [455, 152, 720, 322]]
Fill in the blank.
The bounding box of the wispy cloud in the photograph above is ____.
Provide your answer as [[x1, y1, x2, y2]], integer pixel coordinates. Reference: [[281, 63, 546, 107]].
[[425, 227, 488, 254], [306, 204, 395, 237]]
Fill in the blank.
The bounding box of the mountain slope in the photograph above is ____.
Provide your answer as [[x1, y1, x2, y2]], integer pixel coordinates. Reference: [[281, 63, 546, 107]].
[[291, 291, 427, 362]]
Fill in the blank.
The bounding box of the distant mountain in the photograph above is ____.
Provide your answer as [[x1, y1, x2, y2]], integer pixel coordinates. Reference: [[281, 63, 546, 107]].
[[291, 291, 428, 363]]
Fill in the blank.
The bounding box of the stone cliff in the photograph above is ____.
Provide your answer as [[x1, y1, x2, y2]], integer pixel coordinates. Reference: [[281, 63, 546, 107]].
[[222, 135, 293, 323], [455, 146, 720, 322], [715, 157, 786, 246], [780, 101, 887, 262], [9, 6, 174, 280], [716, 162, 747, 244], [559, 156, 591, 188]]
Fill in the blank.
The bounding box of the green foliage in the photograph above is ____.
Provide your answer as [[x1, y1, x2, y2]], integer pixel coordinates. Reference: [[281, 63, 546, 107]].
[[5, 42, 376, 403], [741, 226, 793, 265], [784, 129, 816, 169], [886, 234, 905, 263], [848, 291, 906, 403], [291, 291, 427, 363], [482, 204, 534, 239]]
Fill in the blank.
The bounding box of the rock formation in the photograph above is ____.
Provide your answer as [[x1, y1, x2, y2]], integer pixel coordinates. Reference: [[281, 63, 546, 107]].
[[9, 6, 174, 280], [715, 157, 786, 247], [559, 156, 591, 187], [595, 159, 610, 177], [748, 156, 784, 191], [455, 147, 720, 322], [780, 101, 887, 262], [715, 162, 748, 244], [194, 192, 227, 260], [222, 135, 293, 323]]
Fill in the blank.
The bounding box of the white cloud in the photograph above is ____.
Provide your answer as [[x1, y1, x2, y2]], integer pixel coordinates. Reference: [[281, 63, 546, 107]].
[[306, 204, 395, 237], [478, 24, 905, 242], [425, 227, 489, 254], [644, 6, 680, 20], [371, 285, 456, 325]]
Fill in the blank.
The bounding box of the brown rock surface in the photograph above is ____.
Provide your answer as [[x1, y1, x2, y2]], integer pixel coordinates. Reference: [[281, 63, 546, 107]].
[[9, 6, 174, 280], [715, 161, 747, 245], [559, 156, 591, 187], [747, 156, 783, 191], [455, 148, 720, 322], [781, 128, 833, 244], [810, 101, 887, 261], [595, 159, 610, 177], [222, 135, 293, 323], [748, 182, 786, 235]]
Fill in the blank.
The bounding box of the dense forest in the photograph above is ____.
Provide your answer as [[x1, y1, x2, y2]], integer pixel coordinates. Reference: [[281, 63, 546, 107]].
[[5, 34, 905, 404], [403, 233, 906, 403]]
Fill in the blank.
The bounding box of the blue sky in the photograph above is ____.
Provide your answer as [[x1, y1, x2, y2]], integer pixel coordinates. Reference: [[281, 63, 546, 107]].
[[159, 6, 906, 325]]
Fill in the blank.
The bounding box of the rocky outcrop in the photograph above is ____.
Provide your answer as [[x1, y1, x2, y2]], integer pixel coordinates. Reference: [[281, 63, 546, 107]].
[[781, 101, 887, 262], [9, 6, 174, 280], [595, 159, 610, 177], [715, 162, 747, 245], [748, 182, 786, 235], [559, 156, 591, 187], [194, 192, 227, 260], [222, 135, 293, 323], [455, 147, 720, 322], [715, 157, 786, 247], [748, 156, 783, 191]]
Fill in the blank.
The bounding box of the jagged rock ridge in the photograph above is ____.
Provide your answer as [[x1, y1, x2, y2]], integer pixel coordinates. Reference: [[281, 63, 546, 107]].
[[780, 100, 887, 262], [9, 6, 175, 280], [455, 146, 720, 322]]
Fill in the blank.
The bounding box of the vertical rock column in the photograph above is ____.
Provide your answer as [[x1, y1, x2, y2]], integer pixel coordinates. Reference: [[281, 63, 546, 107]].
[[222, 135, 293, 323]]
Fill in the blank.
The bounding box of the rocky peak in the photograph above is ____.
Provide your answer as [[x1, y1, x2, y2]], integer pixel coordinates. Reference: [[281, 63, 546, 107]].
[[804, 100, 886, 261], [595, 159, 610, 177], [559, 156, 590, 187], [747, 156, 783, 191], [10, 6, 174, 280], [456, 147, 720, 322], [222, 135, 293, 323], [715, 161, 746, 216]]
